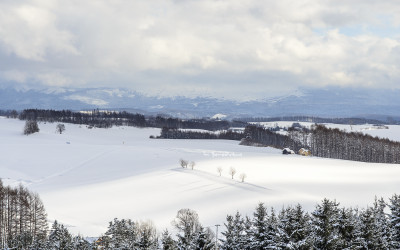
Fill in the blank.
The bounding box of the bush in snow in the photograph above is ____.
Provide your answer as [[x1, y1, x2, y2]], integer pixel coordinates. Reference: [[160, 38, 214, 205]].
[[23, 120, 39, 135]]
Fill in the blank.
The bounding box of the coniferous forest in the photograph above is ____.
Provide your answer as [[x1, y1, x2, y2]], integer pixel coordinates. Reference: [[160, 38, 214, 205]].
[[1, 181, 400, 249]]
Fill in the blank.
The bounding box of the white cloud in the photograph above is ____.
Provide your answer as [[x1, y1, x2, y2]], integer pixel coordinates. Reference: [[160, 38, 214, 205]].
[[0, 0, 400, 100]]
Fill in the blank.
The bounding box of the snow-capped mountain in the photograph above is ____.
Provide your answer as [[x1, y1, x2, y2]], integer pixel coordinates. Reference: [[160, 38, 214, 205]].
[[1, 87, 400, 120]]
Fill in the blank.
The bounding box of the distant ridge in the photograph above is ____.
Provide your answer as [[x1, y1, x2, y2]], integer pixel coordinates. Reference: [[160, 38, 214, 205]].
[[1, 87, 400, 120]]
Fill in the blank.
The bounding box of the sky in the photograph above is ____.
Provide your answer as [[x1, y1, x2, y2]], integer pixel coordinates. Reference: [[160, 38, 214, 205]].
[[1, 0, 400, 100]]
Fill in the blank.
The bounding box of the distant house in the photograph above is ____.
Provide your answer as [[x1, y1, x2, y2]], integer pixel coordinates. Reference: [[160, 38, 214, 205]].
[[282, 148, 295, 155], [299, 148, 311, 156]]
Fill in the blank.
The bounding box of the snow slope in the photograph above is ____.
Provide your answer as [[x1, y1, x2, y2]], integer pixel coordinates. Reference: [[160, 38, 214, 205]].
[[1, 117, 400, 236]]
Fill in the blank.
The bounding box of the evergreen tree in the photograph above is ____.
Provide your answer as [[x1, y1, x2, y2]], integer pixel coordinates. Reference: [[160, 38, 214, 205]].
[[311, 199, 340, 249], [47, 220, 73, 250], [277, 204, 312, 249], [221, 211, 246, 250], [359, 207, 382, 249], [104, 218, 138, 249], [192, 225, 214, 250], [389, 194, 400, 248], [221, 214, 235, 250], [250, 203, 278, 249], [161, 229, 176, 250], [336, 207, 358, 249], [72, 235, 92, 249]]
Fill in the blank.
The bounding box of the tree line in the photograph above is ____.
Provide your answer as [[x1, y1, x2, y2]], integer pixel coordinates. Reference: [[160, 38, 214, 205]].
[[14, 109, 245, 131], [238, 115, 392, 125]]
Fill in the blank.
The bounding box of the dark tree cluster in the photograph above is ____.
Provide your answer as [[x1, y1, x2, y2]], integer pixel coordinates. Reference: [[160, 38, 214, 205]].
[[243, 125, 303, 150], [221, 195, 400, 249], [16, 109, 244, 131], [0, 180, 48, 249], [0, 109, 18, 118], [159, 127, 244, 140], [18, 109, 146, 128], [147, 115, 244, 131]]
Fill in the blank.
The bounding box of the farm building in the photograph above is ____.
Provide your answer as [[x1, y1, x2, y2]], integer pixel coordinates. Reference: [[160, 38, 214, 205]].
[[299, 148, 311, 156]]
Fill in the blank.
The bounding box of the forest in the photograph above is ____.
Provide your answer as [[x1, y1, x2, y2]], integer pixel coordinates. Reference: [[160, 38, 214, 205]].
[[1, 182, 399, 249], [15, 109, 246, 131]]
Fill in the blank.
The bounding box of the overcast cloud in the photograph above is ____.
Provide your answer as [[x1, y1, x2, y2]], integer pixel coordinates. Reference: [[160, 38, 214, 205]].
[[0, 0, 400, 100]]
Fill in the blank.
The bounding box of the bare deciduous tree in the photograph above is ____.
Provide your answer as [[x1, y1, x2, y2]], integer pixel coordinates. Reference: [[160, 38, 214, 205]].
[[239, 173, 247, 182], [217, 167, 223, 176], [56, 123, 66, 134], [180, 159, 188, 168], [229, 167, 236, 179]]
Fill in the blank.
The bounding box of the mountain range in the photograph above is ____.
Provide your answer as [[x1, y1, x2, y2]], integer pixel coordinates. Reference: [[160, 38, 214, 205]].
[[1, 87, 400, 121]]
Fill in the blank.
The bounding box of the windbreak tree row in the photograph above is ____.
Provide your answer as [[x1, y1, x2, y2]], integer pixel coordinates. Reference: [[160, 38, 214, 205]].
[[16, 109, 243, 131]]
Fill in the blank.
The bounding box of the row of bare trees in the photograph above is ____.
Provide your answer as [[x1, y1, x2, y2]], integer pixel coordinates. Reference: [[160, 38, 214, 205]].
[[0, 180, 48, 249]]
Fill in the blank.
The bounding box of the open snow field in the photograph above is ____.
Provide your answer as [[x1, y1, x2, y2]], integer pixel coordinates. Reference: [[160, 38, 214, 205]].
[[1, 117, 400, 236]]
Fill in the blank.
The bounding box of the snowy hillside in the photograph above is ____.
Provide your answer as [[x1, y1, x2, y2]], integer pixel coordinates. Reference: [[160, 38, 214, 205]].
[[1, 117, 400, 236]]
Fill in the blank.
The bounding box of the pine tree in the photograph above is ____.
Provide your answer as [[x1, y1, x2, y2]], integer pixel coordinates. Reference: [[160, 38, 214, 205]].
[[336, 207, 357, 249], [72, 235, 92, 249], [388, 194, 400, 248], [250, 203, 278, 249], [372, 197, 395, 248], [47, 220, 73, 250], [221, 214, 235, 250], [311, 199, 341, 249], [359, 207, 382, 249], [104, 218, 138, 249], [278, 204, 312, 249], [192, 225, 214, 250], [161, 229, 176, 250]]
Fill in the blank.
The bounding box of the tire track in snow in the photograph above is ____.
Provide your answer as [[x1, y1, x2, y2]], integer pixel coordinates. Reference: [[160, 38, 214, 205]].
[[27, 148, 117, 186]]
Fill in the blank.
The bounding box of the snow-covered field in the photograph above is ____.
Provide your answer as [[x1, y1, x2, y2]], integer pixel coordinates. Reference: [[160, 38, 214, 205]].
[[1, 117, 400, 236]]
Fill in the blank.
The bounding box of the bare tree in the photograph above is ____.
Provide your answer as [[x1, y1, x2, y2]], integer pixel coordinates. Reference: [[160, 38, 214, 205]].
[[239, 173, 247, 182], [180, 159, 188, 168], [189, 161, 196, 170], [229, 167, 236, 179], [56, 124, 66, 134], [217, 167, 223, 176]]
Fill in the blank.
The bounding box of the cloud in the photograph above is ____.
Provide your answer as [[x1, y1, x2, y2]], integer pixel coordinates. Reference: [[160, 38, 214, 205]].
[[0, 0, 400, 100]]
